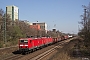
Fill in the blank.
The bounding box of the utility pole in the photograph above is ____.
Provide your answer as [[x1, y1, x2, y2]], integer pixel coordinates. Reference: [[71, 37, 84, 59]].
[[82, 5, 89, 31], [84, 8, 87, 30], [3, 13, 6, 44], [83, 3, 90, 31]]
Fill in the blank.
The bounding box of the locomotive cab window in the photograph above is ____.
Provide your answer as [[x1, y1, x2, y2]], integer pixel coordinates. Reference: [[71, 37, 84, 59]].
[[20, 40, 28, 43]]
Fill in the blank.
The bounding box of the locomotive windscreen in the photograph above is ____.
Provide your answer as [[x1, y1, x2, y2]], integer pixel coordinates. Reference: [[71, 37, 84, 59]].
[[20, 40, 28, 43]]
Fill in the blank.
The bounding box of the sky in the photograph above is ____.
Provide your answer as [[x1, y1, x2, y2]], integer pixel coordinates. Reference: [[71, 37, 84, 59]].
[[0, 0, 90, 34]]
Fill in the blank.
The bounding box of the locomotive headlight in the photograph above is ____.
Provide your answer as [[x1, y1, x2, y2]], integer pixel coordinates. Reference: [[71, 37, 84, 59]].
[[20, 45, 23, 46], [25, 45, 28, 46]]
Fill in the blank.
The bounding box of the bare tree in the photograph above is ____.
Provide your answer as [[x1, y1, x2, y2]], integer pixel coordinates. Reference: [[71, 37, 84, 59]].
[[0, 9, 4, 41], [78, 3, 90, 47]]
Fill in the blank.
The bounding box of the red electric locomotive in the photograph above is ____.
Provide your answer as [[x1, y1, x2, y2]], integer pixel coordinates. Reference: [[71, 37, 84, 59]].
[[18, 35, 70, 54], [19, 37, 53, 53]]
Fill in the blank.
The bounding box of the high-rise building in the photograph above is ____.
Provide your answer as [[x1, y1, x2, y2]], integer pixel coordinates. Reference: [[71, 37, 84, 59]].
[[6, 5, 19, 21]]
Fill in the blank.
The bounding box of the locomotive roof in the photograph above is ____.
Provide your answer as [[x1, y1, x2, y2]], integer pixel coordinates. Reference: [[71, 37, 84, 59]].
[[20, 38, 33, 40], [19, 37, 52, 40], [19, 37, 42, 40]]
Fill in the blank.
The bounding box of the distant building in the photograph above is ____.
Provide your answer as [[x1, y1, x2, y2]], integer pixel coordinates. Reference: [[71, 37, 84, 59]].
[[30, 25, 40, 30], [27, 22, 32, 25], [23, 20, 32, 25], [6, 5, 19, 21], [32, 22, 47, 33]]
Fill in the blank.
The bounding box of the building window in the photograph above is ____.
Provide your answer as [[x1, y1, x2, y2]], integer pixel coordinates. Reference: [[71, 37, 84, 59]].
[[12, 6, 14, 21]]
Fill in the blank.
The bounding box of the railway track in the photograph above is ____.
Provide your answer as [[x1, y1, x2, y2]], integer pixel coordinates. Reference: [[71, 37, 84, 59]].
[[3, 54, 23, 60], [0, 45, 18, 57], [2, 37, 76, 60], [30, 44, 62, 60], [28, 37, 75, 60], [1, 42, 60, 60]]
